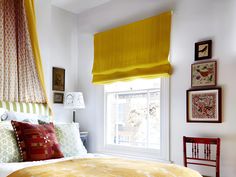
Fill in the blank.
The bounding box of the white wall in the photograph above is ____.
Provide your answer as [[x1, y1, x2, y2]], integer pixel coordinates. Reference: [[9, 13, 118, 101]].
[[35, 1, 78, 122], [76, 34, 104, 152], [171, 1, 236, 176], [32, 0, 236, 176], [76, 0, 236, 176]]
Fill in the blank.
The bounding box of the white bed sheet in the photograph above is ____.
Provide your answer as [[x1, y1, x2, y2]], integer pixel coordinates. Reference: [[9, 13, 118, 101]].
[[0, 153, 104, 177]]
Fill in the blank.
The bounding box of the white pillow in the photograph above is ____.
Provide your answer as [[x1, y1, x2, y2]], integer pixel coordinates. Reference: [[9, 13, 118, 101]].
[[6, 111, 50, 124], [54, 123, 87, 157], [0, 108, 8, 121]]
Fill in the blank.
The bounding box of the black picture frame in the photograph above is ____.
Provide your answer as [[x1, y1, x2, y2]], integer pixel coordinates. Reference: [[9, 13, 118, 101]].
[[186, 87, 222, 123], [53, 92, 64, 104], [195, 40, 212, 61], [52, 67, 65, 91]]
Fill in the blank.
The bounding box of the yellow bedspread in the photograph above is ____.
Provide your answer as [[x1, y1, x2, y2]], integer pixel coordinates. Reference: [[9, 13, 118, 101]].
[[8, 158, 202, 177]]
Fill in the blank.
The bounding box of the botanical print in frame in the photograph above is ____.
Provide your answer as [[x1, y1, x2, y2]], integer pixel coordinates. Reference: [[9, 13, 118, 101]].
[[53, 92, 64, 104], [52, 67, 65, 91], [191, 61, 217, 88], [187, 88, 222, 123]]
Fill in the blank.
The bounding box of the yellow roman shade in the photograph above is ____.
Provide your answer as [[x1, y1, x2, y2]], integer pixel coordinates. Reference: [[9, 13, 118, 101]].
[[92, 11, 172, 84]]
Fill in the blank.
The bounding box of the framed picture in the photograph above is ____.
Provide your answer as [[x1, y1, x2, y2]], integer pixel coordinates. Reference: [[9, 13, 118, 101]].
[[191, 60, 217, 87], [186, 88, 222, 123], [53, 92, 64, 104], [52, 67, 65, 91], [195, 40, 212, 61]]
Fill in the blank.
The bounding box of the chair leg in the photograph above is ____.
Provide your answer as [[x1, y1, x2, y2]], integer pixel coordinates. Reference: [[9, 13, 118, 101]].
[[216, 166, 220, 177]]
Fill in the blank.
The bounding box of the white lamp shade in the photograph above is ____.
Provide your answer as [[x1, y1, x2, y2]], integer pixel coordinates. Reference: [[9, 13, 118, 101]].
[[64, 92, 85, 109]]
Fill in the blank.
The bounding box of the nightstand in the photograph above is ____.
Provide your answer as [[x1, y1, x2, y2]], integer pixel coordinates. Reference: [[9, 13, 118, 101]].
[[80, 132, 88, 150]]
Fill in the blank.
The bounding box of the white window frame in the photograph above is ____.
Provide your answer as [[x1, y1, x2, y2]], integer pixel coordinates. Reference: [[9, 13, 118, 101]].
[[101, 78, 170, 162]]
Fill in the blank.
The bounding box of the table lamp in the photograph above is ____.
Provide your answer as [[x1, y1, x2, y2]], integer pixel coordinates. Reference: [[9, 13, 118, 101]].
[[64, 92, 85, 122]]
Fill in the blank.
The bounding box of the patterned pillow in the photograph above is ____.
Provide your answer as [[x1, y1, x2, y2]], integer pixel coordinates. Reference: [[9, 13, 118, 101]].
[[0, 122, 21, 162], [55, 123, 87, 157], [11, 121, 64, 161]]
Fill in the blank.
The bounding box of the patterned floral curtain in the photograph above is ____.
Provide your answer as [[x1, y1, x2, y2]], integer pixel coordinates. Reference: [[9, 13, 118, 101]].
[[0, 0, 46, 103]]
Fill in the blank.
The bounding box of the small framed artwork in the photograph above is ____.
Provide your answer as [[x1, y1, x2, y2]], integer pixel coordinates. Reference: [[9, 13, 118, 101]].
[[53, 92, 64, 104], [191, 60, 217, 87], [186, 88, 222, 123], [195, 40, 212, 61], [52, 67, 65, 91]]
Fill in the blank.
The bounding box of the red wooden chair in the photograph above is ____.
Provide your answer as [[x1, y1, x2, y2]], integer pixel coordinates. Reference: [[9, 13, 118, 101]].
[[183, 136, 220, 177]]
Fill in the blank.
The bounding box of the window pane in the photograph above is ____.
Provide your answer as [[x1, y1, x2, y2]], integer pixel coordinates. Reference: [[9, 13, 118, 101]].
[[106, 79, 161, 150], [148, 91, 160, 149]]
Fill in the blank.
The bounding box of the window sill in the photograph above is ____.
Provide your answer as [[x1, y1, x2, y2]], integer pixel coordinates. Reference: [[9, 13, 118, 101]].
[[98, 144, 171, 164]]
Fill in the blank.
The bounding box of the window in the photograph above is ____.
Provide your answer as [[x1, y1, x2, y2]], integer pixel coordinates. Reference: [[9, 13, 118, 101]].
[[104, 78, 169, 161]]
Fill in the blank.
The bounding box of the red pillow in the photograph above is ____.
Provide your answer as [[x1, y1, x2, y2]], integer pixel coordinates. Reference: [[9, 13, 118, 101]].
[[11, 121, 64, 161]]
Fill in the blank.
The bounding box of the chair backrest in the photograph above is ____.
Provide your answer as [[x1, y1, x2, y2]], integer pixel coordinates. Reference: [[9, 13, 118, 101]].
[[183, 136, 220, 177]]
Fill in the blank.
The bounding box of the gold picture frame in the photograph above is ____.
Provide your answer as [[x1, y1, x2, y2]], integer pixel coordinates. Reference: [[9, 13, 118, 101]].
[[52, 67, 65, 91], [191, 60, 217, 88], [53, 92, 64, 104]]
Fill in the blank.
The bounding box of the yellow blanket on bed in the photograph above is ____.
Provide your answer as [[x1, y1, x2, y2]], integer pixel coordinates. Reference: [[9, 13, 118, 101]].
[[8, 158, 202, 177]]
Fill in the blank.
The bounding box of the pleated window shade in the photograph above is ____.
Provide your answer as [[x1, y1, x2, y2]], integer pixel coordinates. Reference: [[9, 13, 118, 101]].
[[92, 11, 172, 84]]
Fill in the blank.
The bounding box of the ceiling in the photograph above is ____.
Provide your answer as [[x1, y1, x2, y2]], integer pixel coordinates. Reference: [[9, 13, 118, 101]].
[[75, 0, 175, 33], [51, 0, 112, 14], [51, 0, 175, 33]]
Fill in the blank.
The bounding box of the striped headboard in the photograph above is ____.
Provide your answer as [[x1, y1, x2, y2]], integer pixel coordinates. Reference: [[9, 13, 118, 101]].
[[0, 101, 51, 116]]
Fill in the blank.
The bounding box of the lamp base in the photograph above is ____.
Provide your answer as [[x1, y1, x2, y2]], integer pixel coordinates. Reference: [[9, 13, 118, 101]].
[[73, 110, 76, 123]]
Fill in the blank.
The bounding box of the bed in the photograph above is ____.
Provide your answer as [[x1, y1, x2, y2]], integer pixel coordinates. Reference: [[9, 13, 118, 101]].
[[0, 154, 98, 177], [1, 155, 202, 177], [0, 101, 202, 177]]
